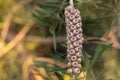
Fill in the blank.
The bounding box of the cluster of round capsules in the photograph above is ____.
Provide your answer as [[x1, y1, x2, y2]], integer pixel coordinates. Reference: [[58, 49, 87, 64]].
[[65, 5, 83, 75]]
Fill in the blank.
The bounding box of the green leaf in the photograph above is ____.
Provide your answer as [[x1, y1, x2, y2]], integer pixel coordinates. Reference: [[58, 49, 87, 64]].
[[82, 48, 90, 70], [37, 3, 61, 9], [49, 27, 57, 51], [89, 44, 112, 69], [49, 67, 66, 73], [60, 43, 67, 48], [32, 14, 51, 25], [53, 54, 64, 61], [55, 72, 63, 80], [34, 61, 47, 67]]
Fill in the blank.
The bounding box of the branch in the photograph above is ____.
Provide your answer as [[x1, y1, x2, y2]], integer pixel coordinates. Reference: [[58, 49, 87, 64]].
[[0, 20, 34, 58], [22, 55, 67, 80], [80, 27, 119, 49], [7, 34, 120, 49], [1, 12, 13, 43], [0, 0, 33, 43]]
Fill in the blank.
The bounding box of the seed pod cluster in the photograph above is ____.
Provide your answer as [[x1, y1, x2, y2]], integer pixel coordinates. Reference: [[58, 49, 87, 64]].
[[65, 5, 83, 75]]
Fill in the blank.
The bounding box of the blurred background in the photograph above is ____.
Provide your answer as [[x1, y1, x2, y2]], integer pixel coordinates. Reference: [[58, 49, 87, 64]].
[[0, 0, 120, 80]]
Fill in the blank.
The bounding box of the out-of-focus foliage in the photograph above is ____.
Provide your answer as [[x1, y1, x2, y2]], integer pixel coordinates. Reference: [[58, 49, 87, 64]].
[[0, 0, 120, 80], [0, 0, 33, 80], [0, 0, 14, 28], [32, 0, 120, 80]]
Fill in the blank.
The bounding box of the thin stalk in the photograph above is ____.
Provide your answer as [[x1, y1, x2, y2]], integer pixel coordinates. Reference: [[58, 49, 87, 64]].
[[90, 69, 96, 80]]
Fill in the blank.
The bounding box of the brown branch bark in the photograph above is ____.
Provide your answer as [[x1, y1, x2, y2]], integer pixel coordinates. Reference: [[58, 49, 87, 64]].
[[7, 34, 120, 49]]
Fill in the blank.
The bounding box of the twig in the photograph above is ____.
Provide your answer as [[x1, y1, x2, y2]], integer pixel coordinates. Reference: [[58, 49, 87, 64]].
[[102, 26, 120, 49], [0, 20, 34, 58], [34, 57, 67, 68], [22, 55, 67, 80], [7, 35, 66, 43], [0, 11, 13, 43], [7, 34, 120, 49], [90, 69, 96, 80], [0, 0, 33, 43], [70, 0, 74, 6]]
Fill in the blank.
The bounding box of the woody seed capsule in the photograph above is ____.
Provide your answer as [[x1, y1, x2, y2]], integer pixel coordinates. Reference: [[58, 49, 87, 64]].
[[73, 68, 80, 74], [71, 56, 77, 61], [65, 11, 70, 17], [67, 68, 73, 74], [76, 22, 82, 28], [68, 61, 72, 67], [69, 49, 75, 55], [70, 25, 76, 31], [70, 9, 77, 14], [77, 58, 82, 62], [70, 37, 77, 42], [76, 52, 82, 57], [69, 15, 75, 20], [65, 5, 83, 75], [73, 19, 79, 24]]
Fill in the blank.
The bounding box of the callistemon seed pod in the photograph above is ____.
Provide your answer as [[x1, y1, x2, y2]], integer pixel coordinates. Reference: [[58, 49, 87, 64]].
[[65, 2, 83, 77], [67, 68, 73, 74], [71, 56, 77, 61], [73, 68, 80, 74]]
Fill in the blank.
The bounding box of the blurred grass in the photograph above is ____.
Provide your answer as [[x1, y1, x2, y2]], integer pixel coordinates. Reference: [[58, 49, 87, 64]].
[[0, 0, 120, 80]]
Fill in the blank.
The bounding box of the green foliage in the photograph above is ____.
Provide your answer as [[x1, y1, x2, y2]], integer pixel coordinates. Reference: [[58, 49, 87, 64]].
[[0, 0, 120, 80], [34, 61, 66, 80], [89, 44, 112, 69], [32, 0, 120, 80]]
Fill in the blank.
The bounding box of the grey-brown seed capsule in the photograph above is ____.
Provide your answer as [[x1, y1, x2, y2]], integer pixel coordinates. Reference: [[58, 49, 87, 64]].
[[73, 68, 80, 73], [69, 15, 75, 20], [79, 28, 83, 33], [67, 68, 73, 74], [69, 49, 75, 55], [65, 18, 70, 23], [72, 61, 78, 67], [76, 9, 80, 14], [68, 32, 73, 37], [73, 19, 79, 24], [65, 11, 70, 17], [65, 6, 73, 11], [74, 12, 80, 18], [78, 39, 82, 44], [70, 25, 76, 31], [79, 45, 82, 48], [70, 9, 77, 14], [78, 64, 81, 68], [65, 5, 83, 75], [73, 41, 79, 47], [70, 37, 77, 42], [67, 21, 73, 27], [68, 44, 74, 49], [73, 29, 80, 34], [67, 54, 71, 58], [75, 47, 81, 51], [76, 34, 82, 39], [77, 58, 82, 62], [77, 17, 82, 21], [71, 56, 77, 61], [68, 61, 72, 67], [67, 40, 70, 44], [76, 22, 82, 28], [76, 52, 82, 57]]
